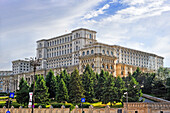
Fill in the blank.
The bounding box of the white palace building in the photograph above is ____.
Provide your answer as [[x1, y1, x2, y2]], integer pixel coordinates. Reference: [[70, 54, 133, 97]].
[[0, 28, 164, 92]]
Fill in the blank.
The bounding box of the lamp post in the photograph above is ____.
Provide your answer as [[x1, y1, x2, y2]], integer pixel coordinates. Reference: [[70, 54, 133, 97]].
[[27, 57, 41, 113], [124, 92, 128, 113]]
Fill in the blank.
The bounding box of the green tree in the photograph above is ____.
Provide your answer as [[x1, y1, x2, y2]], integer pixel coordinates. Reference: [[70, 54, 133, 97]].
[[69, 68, 84, 103], [55, 74, 60, 100], [152, 78, 166, 98], [60, 71, 66, 82], [102, 74, 117, 105], [46, 70, 57, 99], [82, 71, 95, 102], [16, 77, 29, 106], [126, 77, 143, 102], [115, 76, 125, 103], [96, 70, 107, 101], [35, 75, 49, 105], [82, 64, 96, 102], [166, 78, 170, 100], [142, 73, 155, 94], [63, 69, 70, 90], [57, 78, 69, 102], [132, 67, 142, 80]]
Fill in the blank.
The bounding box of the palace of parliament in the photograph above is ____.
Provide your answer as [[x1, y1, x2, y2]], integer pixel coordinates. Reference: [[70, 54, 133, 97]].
[[0, 28, 164, 92]]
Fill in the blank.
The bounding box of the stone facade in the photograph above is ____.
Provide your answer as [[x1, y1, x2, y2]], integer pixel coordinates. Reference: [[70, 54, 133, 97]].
[[0, 28, 164, 92]]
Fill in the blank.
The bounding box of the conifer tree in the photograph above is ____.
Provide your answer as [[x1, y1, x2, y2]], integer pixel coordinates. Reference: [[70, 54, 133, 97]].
[[69, 68, 84, 103], [82, 64, 96, 102], [63, 69, 70, 90], [126, 77, 143, 102], [16, 77, 29, 106], [60, 71, 66, 82], [83, 72, 95, 102], [96, 70, 106, 101], [46, 70, 57, 98], [102, 74, 117, 105], [166, 78, 170, 100], [57, 78, 69, 102], [115, 76, 125, 103], [35, 75, 49, 105], [55, 74, 60, 100]]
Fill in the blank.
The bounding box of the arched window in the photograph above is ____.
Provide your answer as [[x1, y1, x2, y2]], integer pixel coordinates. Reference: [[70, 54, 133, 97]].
[[76, 33, 79, 38], [89, 34, 92, 39], [103, 50, 105, 54], [65, 37, 67, 42], [91, 50, 94, 54], [102, 64, 104, 68], [82, 51, 85, 56], [106, 65, 108, 69], [87, 51, 89, 55], [111, 51, 113, 55], [110, 66, 113, 69], [92, 64, 94, 68], [39, 43, 42, 48], [107, 51, 109, 55]]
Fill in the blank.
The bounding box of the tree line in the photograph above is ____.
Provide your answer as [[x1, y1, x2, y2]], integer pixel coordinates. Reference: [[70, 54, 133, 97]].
[[18, 65, 170, 106], [128, 67, 170, 100]]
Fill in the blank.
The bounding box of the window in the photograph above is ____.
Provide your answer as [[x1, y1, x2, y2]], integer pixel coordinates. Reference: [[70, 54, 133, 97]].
[[103, 50, 105, 54], [65, 37, 67, 42], [135, 111, 138, 113], [160, 111, 163, 113], [107, 51, 109, 55], [91, 50, 94, 54], [102, 64, 104, 68], [83, 52, 85, 56], [111, 51, 113, 55], [76, 33, 79, 38], [76, 46, 78, 50], [106, 65, 108, 69], [68, 37, 70, 42], [110, 66, 113, 69], [89, 34, 92, 39], [87, 51, 89, 55], [92, 64, 94, 68]]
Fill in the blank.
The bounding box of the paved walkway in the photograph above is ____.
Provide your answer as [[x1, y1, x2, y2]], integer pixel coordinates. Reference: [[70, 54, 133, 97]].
[[139, 97, 154, 102], [142, 94, 170, 102]]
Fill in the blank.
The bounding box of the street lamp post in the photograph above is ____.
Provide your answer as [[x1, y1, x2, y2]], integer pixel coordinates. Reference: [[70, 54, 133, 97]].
[[124, 92, 128, 113], [27, 57, 41, 113]]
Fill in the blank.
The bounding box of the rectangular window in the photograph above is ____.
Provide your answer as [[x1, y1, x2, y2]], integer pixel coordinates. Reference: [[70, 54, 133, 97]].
[[135, 111, 138, 113]]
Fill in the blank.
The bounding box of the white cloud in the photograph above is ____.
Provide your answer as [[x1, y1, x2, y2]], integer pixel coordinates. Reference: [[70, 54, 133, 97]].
[[83, 4, 110, 19], [89, 0, 170, 24], [79, 0, 170, 67]]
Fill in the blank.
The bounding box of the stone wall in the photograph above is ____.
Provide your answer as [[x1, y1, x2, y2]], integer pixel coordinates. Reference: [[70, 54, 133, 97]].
[[0, 103, 170, 113]]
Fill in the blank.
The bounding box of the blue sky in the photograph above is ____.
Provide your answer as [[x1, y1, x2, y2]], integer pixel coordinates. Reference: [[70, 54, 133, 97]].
[[0, 0, 170, 70]]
